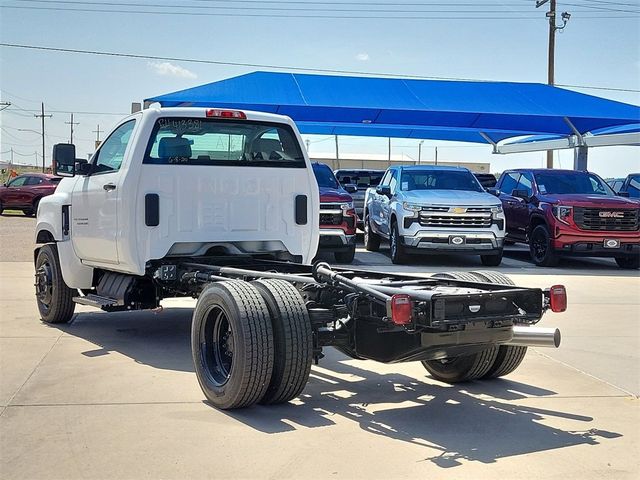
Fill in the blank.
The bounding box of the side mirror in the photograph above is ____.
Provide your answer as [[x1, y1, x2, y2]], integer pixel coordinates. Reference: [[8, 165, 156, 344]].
[[376, 185, 392, 196], [618, 191, 630, 198], [511, 189, 530, 201], [487, 188, 500, 197], [52, 143, 77, 177], [344, 184, 358, 194]]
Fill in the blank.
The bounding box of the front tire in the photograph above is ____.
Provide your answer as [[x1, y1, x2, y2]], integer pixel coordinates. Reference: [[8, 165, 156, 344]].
[[34, 243, 75, 324], [480, 249, 503, 267], [191, 281, 274, 410], [363, 214, 381, 252], [334, 246, 356, 264], [615, 256, 640, 269], [390, 221, 408, 264], [252, 279, 313, 405], [529, 224, 559, 267]]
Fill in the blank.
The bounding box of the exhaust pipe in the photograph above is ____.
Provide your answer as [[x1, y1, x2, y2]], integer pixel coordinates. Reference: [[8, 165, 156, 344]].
[[506, 326, 561, 348]]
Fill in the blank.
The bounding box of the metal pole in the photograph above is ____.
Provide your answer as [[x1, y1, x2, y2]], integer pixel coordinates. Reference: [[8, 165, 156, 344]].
[[546, 0, 557, 169], [65, 113, 79, 144], [418, 141, 422, 163], [435, 146, 438, 165], [388, 138, 391, 162], [334, 135, 339, 160], [34, 103, 52, 173]]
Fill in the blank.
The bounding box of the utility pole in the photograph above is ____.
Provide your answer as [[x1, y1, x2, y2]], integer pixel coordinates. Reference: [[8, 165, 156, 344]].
[[65, 113, 79, 144], [34, 103, 52, 173], [434, 146, 438, 165], [536, 0, 571, 169], [418, 141, 424, 163], [93, 125, 103, 150], [388, 138, 391, 162], [334, 135, 339, 160]]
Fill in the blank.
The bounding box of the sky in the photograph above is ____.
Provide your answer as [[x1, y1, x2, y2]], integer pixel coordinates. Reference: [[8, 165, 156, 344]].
[[1, 0, 639, 178]]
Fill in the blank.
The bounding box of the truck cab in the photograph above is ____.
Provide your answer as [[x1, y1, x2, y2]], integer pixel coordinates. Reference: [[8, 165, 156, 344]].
[[36, 107, 320, 290]]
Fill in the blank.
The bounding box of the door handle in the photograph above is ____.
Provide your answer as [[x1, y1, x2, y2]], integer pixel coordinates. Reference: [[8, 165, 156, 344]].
[[103, 183, 117, 191]]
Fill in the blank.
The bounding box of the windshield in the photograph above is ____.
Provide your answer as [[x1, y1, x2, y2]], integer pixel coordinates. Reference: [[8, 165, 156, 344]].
[[534, 172, 615, 196], [336, 171, 384, 189], [313, 164, 339, 189], [144, 118, 305, 167], [400, 170, 484, 192]]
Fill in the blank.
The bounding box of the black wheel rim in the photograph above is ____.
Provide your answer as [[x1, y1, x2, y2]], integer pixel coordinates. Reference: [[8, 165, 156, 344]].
[[531, 230, 547, 261], [35, 259, 53, 312], [200, 306, 234, 387]]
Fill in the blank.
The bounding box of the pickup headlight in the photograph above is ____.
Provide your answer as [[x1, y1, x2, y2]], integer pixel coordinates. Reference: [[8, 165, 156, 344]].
[[552, 205, 573, 224], [403, 202, 423, 213], [340, 202, 354, 212], [491, 205, 503, 218]]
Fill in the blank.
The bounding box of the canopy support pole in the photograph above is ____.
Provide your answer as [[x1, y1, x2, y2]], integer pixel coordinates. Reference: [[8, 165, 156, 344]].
[[574, 146, 588, 171], [563, 117, 585, 145], [479, 132, 498, 153]]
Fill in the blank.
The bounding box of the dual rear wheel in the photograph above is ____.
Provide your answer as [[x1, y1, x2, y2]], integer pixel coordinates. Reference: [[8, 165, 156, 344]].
[[421, 271, 528, 383], [191, 279, 312, 410]]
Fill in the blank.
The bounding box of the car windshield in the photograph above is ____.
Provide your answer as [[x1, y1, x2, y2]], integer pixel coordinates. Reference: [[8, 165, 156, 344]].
[[144, 117, 305, 167], [400, 170, 484, 192], [626, 175, 640, 198], [313, 164, 339, 189], [534, 172, 614, 196], [336, 171, 384, 189]]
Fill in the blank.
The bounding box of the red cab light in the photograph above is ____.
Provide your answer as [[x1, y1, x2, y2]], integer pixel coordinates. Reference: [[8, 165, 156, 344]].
[[390, 294, 413, 326], [206, 109, 247, 119], [549, 285, 567, 313]]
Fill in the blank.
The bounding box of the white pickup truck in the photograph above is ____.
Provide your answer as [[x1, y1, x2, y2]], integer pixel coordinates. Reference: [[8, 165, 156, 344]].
[[34, 107, 565, 410], [363, 165, 506, 265]]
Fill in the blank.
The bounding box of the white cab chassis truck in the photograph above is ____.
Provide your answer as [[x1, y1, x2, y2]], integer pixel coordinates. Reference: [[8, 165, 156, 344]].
[[34, 107, 566, 410]]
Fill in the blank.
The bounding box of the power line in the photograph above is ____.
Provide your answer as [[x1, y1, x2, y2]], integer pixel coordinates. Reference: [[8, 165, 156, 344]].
[[2, 4, 638, 18], [2, 42, 638, 93]]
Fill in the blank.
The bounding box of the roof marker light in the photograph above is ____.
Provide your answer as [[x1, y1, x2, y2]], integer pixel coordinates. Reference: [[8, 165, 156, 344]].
[[206, 109, 247, 119]]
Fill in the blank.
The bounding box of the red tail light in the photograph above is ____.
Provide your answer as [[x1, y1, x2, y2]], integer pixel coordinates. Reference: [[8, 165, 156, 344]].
[[390, 294, 413, 325], [549, 285, 567, 313], [206, 109, 246, 119]]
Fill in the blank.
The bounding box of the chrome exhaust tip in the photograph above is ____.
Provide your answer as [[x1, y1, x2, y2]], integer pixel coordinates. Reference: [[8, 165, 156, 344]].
[[506, 326, 561, 348]]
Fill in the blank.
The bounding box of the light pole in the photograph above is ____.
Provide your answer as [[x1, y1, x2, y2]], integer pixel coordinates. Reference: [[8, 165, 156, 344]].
[[536, 0, 570, 168], [418, 140, 424, 163]]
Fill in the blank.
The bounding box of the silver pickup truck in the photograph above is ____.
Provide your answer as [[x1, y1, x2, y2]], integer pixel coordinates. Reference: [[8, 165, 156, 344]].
[[363, 165, 506, 265]]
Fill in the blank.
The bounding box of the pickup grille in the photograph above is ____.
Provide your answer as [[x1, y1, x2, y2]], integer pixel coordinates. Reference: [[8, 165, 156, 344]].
[[419, 206, 492, 229], [320, 203, 344, 226], [573, 207, 639, 231]]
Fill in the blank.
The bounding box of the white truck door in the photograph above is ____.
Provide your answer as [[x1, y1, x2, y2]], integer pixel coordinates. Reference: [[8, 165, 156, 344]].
[[71, 119, 136, 265]]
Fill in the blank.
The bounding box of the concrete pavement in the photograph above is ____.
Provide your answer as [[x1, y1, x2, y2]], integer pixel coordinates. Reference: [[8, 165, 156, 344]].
[[1, 258, 639, 479]]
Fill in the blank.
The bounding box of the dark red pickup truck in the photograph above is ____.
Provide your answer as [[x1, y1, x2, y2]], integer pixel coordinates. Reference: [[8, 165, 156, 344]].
[[0, 173, 61, 216], [495, 169, 640, 269]]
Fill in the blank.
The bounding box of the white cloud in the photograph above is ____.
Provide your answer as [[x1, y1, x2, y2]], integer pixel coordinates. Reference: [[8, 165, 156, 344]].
[[148, 61, 197, 79], [356, 53, 370, 61]]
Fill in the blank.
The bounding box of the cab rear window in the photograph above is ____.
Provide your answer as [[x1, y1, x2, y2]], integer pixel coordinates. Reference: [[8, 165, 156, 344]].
[[143, 117, 305, 168]]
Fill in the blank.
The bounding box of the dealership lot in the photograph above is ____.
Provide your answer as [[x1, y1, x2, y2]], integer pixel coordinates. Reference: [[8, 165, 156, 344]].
[[1, 213, 639, 479]]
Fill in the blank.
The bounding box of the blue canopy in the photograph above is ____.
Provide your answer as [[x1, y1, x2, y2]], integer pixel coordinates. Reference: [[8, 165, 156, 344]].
[[146, 71, 640, 145]]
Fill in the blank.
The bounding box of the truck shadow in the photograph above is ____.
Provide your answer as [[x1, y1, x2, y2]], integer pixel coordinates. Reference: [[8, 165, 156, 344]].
[[58, 309, 622, 467]]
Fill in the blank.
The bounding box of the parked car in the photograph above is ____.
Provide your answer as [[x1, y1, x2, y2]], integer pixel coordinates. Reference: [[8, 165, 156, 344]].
[[0, 173, 61, 216], [494, 169, 640, 269], [312, 163, 358, 263], [617, 173, 640, 199], [474, 173, 498, 190], [334, 169, 385, 228], [363, 165, 506, 265]]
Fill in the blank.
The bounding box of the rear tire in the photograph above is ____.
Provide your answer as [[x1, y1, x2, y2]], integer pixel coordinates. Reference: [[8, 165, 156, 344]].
[[431, 271, 482, 282], [467, 270, 528, 379], [334, 246, 356, 264], [480, 249, 503, 267], [34, 243, 75, 324], [529, 224, 559, 267], [390, 221, 408, 264], [191, 281, 274, 410], [363, 213, 381, 252], [252, 279, 313, 405], [615, 256, 640, 269], [422, 348, 498, 383]]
